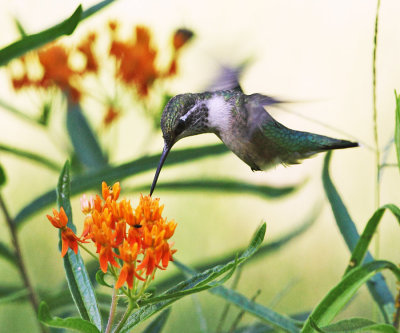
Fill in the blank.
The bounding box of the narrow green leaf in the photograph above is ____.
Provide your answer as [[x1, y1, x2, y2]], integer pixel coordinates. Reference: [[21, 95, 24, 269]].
[[119, 223, 266, 333], [130, 178, 303, 199], [140, 258, 239, 307], [0, 143, 61, 171], [317, 317, 397, 333], [395, 91, 400, 173], [322, 152, 394, 321], [142, 308, 171, 333], [301, 260, 400, 333], [174, 260, 301, 333], [0, 288, 29, 304], [56, 161, 102, 331], [0, 163, 6, 187], [66, 101, 107, 170], [211, 286, 301, 333], [81, 0, 117, 20], [0, 98, 38, 125], [14, 143, 229, 227], [38, 301, 100, 333], [0, 6, 82, 66], [0, 241, 17, 266], [345, 204, 400, 274], [13, 18, 27, 37]]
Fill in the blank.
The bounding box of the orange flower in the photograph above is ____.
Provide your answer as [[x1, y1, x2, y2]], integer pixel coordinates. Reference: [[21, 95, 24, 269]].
[[46, 207, 82, 257], [38, 44, 77, 90], [102, 181, 120, 201], [137, 223, 177, 276], [47, 207, 68, 229], [48, 181, 177, 290], [115, 240, 144, 289], [91, 222, 120, 272], [109, 26, 159, 97], [77, 32, 98, 73]]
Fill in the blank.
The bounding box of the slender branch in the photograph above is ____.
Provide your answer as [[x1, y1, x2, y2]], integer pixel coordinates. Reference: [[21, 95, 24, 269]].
[[0, 193, 47, 333], [105, 287, 119, 333], [228, 289, 261, 333], [113, 299, 135, 333], [393, 281, 400, 328], [372, 0, 381, 257], [216, 267, 242, 333]]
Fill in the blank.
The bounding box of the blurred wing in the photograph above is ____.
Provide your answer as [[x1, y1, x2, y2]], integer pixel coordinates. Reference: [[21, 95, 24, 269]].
[[207, 63, 245, 92]]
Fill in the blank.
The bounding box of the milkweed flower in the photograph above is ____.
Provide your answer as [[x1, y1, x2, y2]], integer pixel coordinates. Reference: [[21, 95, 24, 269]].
[[47, 181, 177, 292], [46, 207, 83, 257]]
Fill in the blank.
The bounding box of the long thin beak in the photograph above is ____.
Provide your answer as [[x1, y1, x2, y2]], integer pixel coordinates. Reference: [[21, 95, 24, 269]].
[[150, 144, 171, 196]]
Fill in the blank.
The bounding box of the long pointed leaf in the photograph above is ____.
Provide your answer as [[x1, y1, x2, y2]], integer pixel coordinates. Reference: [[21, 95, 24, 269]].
[[0, 162, 6, 187], [14, 144, 229, 227], [0, 0, 117, 66], [211, 287, 301, 333], [0, 6, 82, 66], [0, 143, 61, 171], [130, 178, 303, 199], [0, 98, 39, 125], [56, 161, 102, 331], [0, 241, 17, 266], [345, 204, 400, 274], [81, 0, 117, 20], [66, 101, 107, 170], [395, 92, 400, 173], [317, 318, 397, 333], [174, 260, 301, 333], [301, 261, 400, 333], [119, 223, 266, 333], [0, 288, 29, 304], [38, 301, 100, 333], [322, 151, 394, 321]]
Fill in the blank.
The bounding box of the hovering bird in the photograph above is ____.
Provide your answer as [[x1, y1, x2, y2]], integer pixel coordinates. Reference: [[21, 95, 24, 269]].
[[149, 66, 358, 196]]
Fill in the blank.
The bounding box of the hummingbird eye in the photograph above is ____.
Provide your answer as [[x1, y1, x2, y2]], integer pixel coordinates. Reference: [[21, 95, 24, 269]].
[[175, 119, 186, 136]]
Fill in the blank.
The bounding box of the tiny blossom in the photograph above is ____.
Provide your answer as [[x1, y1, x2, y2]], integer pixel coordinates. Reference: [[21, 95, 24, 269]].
[[46, 207, 83, 257], [80, 194, 95, 215]]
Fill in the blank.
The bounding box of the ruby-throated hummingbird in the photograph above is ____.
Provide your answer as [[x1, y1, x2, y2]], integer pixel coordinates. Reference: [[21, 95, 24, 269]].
[[149, 72, 358, 196]]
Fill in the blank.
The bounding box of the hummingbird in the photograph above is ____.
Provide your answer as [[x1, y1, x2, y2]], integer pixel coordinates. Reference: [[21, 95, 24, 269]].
[[149, 68, 358, 196]]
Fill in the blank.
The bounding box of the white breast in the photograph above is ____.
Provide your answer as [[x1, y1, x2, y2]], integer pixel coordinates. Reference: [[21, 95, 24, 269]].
[[206, 95, 231, 132]]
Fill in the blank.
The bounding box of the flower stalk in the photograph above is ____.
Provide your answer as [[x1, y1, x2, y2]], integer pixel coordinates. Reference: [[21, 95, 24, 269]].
[[0, 193, 47, 333]]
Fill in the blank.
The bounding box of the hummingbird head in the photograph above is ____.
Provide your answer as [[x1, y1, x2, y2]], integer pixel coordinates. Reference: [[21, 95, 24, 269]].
[[150, 93, 210, 195]]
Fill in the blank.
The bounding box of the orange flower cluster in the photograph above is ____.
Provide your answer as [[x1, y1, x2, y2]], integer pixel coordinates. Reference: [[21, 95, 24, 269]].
[[47, 182, 177, 290], [10, 22, 193, 127], [11, 34, 98, 102], [108, 22, 193, 97]]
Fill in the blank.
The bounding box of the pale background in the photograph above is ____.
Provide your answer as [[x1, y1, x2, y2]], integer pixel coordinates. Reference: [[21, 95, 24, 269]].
[[0, 0, 399, 332]]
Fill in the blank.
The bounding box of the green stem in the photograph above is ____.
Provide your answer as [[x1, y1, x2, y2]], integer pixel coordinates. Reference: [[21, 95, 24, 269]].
[[0, 193, 48, 333], [78, 243, 98, 261], [105, 287, 119, 333], [372, 0, 381, 258], [113, 299, 136, 333], [216, 267, 242, 333]]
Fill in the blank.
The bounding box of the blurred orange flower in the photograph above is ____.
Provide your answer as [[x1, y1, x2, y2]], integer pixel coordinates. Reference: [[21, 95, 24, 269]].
[[9, 21, 193, 127]]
